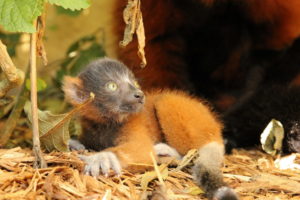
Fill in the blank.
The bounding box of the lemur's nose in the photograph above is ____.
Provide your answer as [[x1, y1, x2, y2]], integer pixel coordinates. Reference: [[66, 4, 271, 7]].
[[134, 91, 144, 100]]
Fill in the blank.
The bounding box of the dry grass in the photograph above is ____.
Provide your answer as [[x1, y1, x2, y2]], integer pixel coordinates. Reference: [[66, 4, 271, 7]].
[[0, 147, 299, 200]]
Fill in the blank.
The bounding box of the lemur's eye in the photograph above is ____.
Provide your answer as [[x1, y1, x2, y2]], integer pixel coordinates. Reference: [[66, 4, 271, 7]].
[[134, 81, 140, 89], [106, 82, 118, 91]]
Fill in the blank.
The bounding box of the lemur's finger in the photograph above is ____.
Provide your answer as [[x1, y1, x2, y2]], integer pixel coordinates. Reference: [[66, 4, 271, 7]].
[[107, 152, 121, 175], [69, 139, 86, 151], [79, 152, 122, 177], [97, 152, 111, 176], [90, 161, 101, 177], [154, 143, 182, 160]]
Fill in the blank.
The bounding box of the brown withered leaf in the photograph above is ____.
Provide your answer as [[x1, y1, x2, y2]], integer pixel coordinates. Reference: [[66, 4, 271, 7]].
[[24, 93, 94, 152], [140, 164, 168, 191], [120, 0, 137, 46], [176, 149, 198, 171], [120, 0, 146, 67], [37, 14, 48, 66], [136, 11, 146, 67]]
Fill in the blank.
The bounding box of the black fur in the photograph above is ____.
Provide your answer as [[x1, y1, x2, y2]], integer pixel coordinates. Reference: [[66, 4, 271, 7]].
[[224, 85, 300, 153], [79, 119, 121, 151]]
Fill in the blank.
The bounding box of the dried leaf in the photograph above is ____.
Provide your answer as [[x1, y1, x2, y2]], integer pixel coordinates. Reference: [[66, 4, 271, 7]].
[[120, 0, 137, 46], [260, 119, 284, 155], [136, 12, 146, 67], [24, 93, 94, 152], [176, 149, 198, 171], [120, 0, 146, 67], [140, 164, 168, 191], [37, 14, 48, 65], [184, 186, 204, 195], [274, 154, 300, 170], [150, 184, 168, 200]]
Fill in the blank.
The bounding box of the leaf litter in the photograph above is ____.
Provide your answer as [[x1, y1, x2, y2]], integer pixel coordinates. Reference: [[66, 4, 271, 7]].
[[0, 147, 299, 199]]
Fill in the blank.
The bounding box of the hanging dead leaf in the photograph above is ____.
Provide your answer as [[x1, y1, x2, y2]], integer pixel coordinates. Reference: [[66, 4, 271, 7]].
[[37, 13, 48, 65], [120, 0, 147, 67], [260, 119, 284, 155], [136, 12, 146, 67], [24, 93, 94, 152], [120, 0, 138, 46]]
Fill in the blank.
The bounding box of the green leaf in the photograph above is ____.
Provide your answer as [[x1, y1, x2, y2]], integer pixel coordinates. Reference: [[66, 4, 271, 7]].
[[47, 0, 90, 11], [55, 5, 82, 16], [24, 93, 94, 152], [25, 78, 47, 92], [24, 101, 71, 152], [55, 42, 105, 85], [0, 32, 21, 56], [260, 119, 284, 155], [0, 0, 44, 33]]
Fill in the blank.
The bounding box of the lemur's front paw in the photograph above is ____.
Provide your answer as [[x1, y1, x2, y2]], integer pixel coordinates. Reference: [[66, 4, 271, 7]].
[[154, 143, 182, 160], [69, 139, 86, 151], [79, 152, 121, 177]]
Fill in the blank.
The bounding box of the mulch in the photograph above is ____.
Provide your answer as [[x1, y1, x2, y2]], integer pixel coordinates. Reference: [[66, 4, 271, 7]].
[[0, 147, 299, 200]]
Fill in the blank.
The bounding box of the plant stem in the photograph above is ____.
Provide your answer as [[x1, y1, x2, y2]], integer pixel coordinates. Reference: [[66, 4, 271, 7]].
[[30, 20, 47, 168]]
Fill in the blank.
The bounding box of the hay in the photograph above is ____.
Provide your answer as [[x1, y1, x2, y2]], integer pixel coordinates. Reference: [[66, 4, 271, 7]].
[[0, 147, 299, 200]]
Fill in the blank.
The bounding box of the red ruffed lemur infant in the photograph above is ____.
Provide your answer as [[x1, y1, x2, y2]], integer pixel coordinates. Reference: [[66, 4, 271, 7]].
[[63, 58, 238, 200]]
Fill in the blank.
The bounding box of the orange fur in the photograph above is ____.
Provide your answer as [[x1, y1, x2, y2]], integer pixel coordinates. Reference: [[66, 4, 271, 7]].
[[100, 90, 223, 171], [289, 73, 300, 88], [242, 0, 300, 49], [154, 91, 223, 154]]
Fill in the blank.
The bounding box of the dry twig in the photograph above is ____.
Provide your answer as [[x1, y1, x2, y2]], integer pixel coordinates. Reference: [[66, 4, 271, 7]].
[[30, 20, 47, 168], [0, 40, 25, 98]]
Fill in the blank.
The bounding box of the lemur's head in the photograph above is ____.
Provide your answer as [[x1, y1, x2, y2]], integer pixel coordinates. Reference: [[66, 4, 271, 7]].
[[63, 58, 145, 123]]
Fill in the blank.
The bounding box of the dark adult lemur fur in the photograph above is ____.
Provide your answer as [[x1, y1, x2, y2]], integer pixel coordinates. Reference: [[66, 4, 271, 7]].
[[114, 0, 300, 102], [224, 84, 300, 154], [63, 58, 239, 200], [113, 0, 300, 153]]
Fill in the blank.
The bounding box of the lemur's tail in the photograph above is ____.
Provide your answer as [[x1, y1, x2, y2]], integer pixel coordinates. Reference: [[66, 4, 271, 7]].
[[193, 142, 239, 200]]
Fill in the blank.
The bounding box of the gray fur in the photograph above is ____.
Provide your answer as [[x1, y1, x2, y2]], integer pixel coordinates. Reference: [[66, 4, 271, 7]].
[[154, 143, 182, 160], [213, 187, 239, 200], [193, 142, 238, 200], [79, 151, 121, 177], [69, 139, 85, 151], [78, 58, 145, 121]]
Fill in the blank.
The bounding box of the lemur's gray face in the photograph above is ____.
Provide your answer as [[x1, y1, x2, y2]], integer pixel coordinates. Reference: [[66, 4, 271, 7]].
[[79, 58, 145, 118]]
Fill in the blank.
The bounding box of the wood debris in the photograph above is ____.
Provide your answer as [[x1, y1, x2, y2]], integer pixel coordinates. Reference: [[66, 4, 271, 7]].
[[0, 147, 299, 199]]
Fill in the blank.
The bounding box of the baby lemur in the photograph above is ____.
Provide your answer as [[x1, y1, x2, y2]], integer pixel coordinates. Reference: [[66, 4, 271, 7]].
[[63, 58, 238, 200]]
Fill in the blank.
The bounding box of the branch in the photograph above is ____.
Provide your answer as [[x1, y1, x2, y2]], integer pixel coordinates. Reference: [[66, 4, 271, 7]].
[[0, 73, 29, 147], [0, 40, 25, 98], [30, 21, 47, 168]]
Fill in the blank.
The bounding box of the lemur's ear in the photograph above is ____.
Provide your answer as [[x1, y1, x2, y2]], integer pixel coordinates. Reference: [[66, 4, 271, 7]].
[[62, 76, 88, 105]]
